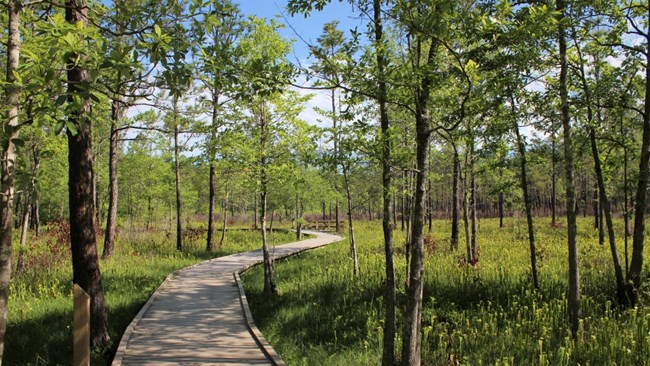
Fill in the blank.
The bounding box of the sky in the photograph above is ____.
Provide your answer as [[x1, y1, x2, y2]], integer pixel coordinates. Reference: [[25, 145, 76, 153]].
[[237, 1, 366, 64], [236, 1, 368, 129]]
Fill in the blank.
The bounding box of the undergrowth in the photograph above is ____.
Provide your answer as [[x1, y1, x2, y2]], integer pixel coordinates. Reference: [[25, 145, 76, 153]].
[[241, 218, 650, 366]]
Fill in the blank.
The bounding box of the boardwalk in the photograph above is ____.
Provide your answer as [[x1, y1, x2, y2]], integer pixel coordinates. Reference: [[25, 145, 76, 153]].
[[112, 231, 343, 366]]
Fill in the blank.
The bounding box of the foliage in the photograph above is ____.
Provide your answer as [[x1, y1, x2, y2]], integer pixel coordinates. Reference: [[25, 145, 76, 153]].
[[243, 219, 650, 366]]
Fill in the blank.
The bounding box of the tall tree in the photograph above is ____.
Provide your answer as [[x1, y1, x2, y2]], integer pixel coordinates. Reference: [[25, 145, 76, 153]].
[[193, 0, 242, 251], [0, 0, 22, 360], [557, 0, 581, 338], [65, 0, 110, 347]]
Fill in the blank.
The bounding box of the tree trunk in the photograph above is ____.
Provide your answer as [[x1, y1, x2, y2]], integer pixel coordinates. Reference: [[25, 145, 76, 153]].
[[373, 2, 395, 364], [622, 114, 630, 276], [17, 202, 29, 272], [628, 5, 650, 305], [463, 151, 472, 264], [343, 164, 358, 278], [470, 174, 477, 261], [558, 0, 581, 337], [498, 191, 504, 228], [253, 194, 258, 229], [511, 97, 539, 289], [401, 36, 436, 366], [102, 105, 120, 258], [260, 169, 276, 296], [0, 3, 20, 359], [427, 178, 433, 233], [66, 0, 110, 348], [451, 147, 460, 251], [173, 97, 182, 251], [31, 197, 40, 237], [219, 183, 229, 249], [551, 125, 557, 225], [571, 35, 627, 303], [207, 163, 216, 251], [592, 182, 599, 229]]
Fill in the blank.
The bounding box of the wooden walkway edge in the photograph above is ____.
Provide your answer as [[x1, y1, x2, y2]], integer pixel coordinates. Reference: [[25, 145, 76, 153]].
[[112, 230, 343, 365]]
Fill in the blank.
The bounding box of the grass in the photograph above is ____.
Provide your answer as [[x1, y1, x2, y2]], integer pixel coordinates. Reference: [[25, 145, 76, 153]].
[[241, 218, 650, 366], [7, 224, 300, 365]]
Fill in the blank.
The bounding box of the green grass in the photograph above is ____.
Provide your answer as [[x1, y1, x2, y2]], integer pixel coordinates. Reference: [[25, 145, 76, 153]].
[[7, 225, 300, 365], [241, 218, 650, 366]]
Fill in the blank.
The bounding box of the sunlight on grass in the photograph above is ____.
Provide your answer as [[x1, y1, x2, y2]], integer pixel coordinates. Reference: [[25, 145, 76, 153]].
[[242, 218, 650, 366], [7, 226, 300, 365]]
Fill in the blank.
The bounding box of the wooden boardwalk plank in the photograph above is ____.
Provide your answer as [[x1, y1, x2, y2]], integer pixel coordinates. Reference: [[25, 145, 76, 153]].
[[112, 231, 342, 366]]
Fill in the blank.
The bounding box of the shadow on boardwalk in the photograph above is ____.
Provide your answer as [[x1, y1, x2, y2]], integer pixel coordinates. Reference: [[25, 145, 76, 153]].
[[112, 231, 343, 366]]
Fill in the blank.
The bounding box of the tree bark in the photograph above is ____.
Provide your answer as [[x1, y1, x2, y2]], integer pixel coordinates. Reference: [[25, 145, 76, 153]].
[[0, 3, 20, 359], [498, 191, 504, 229], [401, 36, 436, 366], [343, 164, 358, 278], [558, 0, 581, 337], [173, 97, 182, 251], [207, 163, 216, 251], [258, 104, 276, 297], [66, 0, 110, 348], [451, 146, 460, 251], [219, 182, 229, 248], [102, 103, 120, 258], [511, 95, 539, 289], [470, 174, 477, 261], [372, 2, 396, 364]]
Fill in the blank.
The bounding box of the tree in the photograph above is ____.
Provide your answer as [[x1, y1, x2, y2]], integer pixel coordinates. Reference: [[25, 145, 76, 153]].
[[65, 0, 110, 347], [192, 0, 243, 252], [235, 16, 295, 297], [557, 0, 581, 338], [0, 0, 22, 359]]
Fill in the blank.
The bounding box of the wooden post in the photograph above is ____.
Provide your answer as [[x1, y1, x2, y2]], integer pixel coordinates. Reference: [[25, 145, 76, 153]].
[[73, 283, 90, 366]]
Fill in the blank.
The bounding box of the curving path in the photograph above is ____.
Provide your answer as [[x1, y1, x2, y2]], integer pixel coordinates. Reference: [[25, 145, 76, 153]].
[[112, 230, 343, 366]]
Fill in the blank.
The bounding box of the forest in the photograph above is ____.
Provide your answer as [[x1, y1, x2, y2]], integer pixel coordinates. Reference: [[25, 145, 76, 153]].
[[3, 0, 650, 364]]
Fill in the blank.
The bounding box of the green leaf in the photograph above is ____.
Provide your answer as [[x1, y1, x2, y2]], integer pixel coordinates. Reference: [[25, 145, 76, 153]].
[[11, 138, 25, 148], [66, 121, 78, 135], [55, 95, 67, 107]]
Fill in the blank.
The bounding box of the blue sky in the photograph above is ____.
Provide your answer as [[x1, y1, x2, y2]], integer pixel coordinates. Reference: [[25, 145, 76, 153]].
[[237, 1, 366, 64], [235, 1, 369, 129]]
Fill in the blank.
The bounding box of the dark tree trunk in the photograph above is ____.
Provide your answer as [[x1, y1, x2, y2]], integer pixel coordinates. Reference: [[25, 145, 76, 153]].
[[173, 97, 182, 251], [593, 182, 599, 229], [373, 2, 396, 364], [343, 164, 358, 277], [207, 163, 216, 251], [622, 115, 630, 276], [498, 191, 504, 229], [551, 126, 557, 226], [401, 36, 436, 366], [511, 95, 539, 289], [219, 183, 229, 248], [102, 104, 120, 258], [571, 35, 627, 303], [558, 0, 581, 337], [470, 174, 477, 261], [451, 147, 460, 250], [254, 194, 258, 229], [17, 199, 29, 272], [31, 197, 40, 237], [628, 5, 650, 305], [427, 178, 432, 233], [66, 0, 110, 348]]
